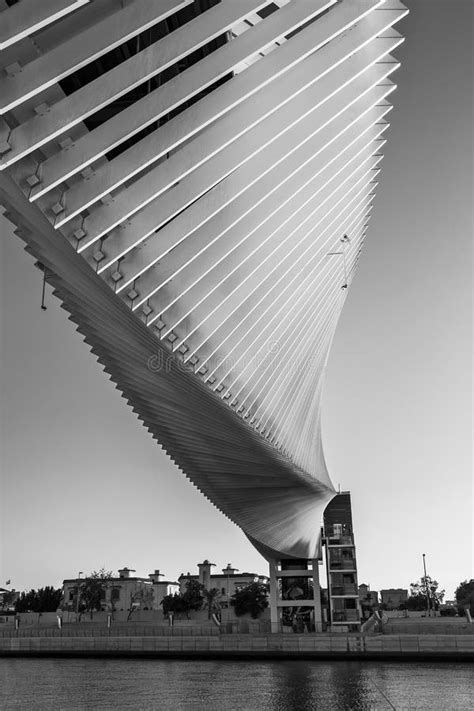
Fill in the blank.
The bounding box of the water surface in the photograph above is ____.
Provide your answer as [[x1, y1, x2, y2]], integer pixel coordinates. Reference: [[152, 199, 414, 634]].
[[1, 659, 472, 710]]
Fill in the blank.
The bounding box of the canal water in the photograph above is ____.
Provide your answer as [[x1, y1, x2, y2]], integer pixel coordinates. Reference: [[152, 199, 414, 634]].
[[1, 659, 472, 709]]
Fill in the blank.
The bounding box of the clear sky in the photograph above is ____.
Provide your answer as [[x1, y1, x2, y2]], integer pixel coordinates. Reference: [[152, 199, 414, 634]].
[[1, 0, 472, 599]]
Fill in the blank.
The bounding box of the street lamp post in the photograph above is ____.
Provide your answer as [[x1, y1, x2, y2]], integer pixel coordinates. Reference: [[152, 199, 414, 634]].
[[422, 554, 430, 618]]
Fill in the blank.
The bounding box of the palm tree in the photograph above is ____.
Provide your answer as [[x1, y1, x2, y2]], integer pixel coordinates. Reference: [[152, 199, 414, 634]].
[[203, 588, 221, 620]]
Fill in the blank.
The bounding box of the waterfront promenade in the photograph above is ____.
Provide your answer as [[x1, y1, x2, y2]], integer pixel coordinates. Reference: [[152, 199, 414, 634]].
[[2, 612, 472, 661]]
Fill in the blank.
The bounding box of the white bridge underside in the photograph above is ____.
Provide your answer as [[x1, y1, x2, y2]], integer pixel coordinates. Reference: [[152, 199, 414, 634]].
[[0, 0, 407, 560]]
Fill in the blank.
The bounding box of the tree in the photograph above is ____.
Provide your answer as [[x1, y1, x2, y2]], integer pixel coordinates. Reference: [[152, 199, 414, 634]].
[[79, 569, 113, 618], [406, 576, 445, 611], [231, 582, 269, 619], [160, 581, 204, 620], [15, 587, 63, 613], [203, 588, 221, 619], [126, 584, 155, 620], [1, 590, 17, 612], [455, 579, 474, 615], [161, 593, 182, 616], [181, 579, 204, 618], [360, 591, 378, 619]]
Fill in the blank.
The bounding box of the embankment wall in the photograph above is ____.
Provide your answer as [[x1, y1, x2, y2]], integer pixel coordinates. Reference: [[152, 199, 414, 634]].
[[1, 634, 473, 660]]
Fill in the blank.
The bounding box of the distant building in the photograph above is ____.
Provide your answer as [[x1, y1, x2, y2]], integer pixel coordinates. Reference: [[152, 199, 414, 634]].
[[62, 567, 179, 612], [179, 560, 269, 608], [323, 492, 360, 632], [147, 569, 181, 609], [380, 588, 408, 610]]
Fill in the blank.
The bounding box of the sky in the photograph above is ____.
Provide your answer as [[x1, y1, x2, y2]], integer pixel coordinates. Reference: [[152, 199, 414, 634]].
[[1, 0, 472, 599]]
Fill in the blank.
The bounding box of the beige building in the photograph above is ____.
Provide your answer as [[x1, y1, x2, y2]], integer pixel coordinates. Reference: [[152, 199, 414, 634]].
[[380, 588, 408, 610], [62, 567, 179, 612], [179, 560, 269, 609]]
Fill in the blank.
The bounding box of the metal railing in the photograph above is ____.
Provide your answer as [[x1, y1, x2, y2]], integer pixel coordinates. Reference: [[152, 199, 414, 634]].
[[0, 619, 274, 638]]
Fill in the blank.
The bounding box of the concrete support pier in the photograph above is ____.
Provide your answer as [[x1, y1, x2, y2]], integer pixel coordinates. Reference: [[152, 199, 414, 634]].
[[269, 558, 323, 634]]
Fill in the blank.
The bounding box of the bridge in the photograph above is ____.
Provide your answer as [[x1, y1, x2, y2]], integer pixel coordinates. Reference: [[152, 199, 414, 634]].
[[0, 0, 407, 630]]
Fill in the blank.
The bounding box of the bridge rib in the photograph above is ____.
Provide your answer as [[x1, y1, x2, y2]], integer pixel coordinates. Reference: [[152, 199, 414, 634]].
[[30, 0, 333, 202], [0, 0, 89, 51], [110, 56, 399, 295], [63, 4, 395, 255], [130, 110, 389, 335]]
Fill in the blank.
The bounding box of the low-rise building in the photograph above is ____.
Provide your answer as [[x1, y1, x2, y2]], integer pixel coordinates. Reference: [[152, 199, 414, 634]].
[[179, 560, 269, 608], [380, 588, 408, 610], [62, 567, 179, 612]]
